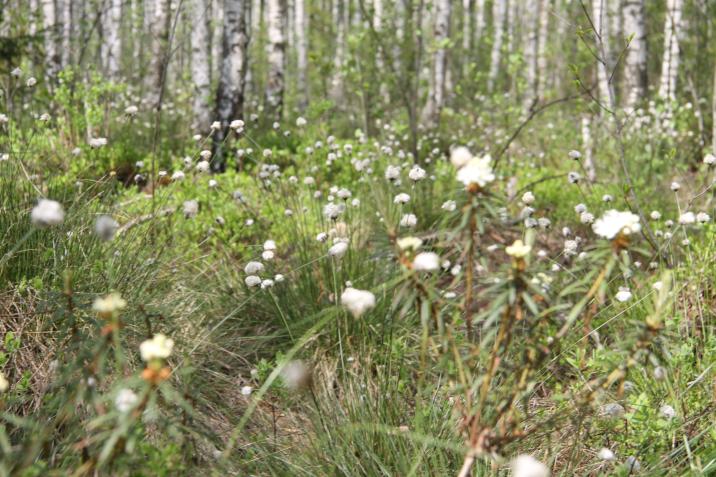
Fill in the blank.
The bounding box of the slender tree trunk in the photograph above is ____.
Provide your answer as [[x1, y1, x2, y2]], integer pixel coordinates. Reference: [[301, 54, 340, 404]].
[[523, 0, 539, 111], [58, 0, 71, 68], [421, 0, 450, 125], [622, 0, 647, 109], [536, 0, 550, 98], [29, 0, 39, 36], [41, 0, 61, 81], [474, 0, 485, 43], [146, 0, 170, 106], [608, 0, 621, 45], [487, 0, 507, 92], [104, 0, 123, 78], [593, 0, 611, 107], [191, 0, 213, 129], [212, 0, 225, 78], [329, 0, 346, 107], [295, 0, 308, 109], [462, 0, 471, 51], [712, 62, 716, 155], [265, 0, 287, 119], [506, 0, 518, 56], [658, 0, 683, 102], [214, 0, 250, 171]]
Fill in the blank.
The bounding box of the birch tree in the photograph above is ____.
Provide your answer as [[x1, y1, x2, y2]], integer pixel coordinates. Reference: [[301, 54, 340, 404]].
[[295, 0, 308, 109], [712, 62, 716, 155], [146, 0, 171, 106], [536, 0, 550, 98], [41, 0, 61, 80], [593, 0, 611, 106], [214, 0, 250, 171], [265, 0, 287, 119], [523, 0, 540, 111], [421, 0, 451, 125], [191, 0, 213, 129], [487, 0, 507, 92], [658, 0, 683, 102], [329, 0, 346, 107], [474, 0, 486, 44], [58, 0, 72, 68], [462, 0, 471, 52], [103, 0, 123, 78], [622, 0, 647, 109]]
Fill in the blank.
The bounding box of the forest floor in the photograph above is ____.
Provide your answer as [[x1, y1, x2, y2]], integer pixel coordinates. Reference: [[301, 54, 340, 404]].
[[2, 88, 716, 476]]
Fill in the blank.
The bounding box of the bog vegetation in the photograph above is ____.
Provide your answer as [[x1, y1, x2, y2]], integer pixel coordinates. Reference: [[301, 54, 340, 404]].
[[1, 0, 716, 475]]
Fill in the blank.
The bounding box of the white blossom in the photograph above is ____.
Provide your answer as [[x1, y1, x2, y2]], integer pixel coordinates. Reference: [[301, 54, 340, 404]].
[[341, 287, 376, 317], [31, 199, 65, 226]]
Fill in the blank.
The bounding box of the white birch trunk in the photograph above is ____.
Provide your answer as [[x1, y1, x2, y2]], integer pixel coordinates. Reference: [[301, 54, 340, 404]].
[[593, 0, 611, 106], [213, 0, 225, 77], [265, 0, 286, 118], [29, 0, 39, 35], [214, 0, 249, 170], [57, 0, 71, 68], [536, 0, 550, 98], [191, 0, 213, 129], [475, 0, 486, 43], [146, 0, 170, 105], [622, 0, 647, 109], [608, 0, 621, 44], [104, 0, 123, 78], [295, 0, 308, 108], [462, 0, 471, 51], [487, 0, 507, 92], [41, 0, 60, 80], [712, 62, 716, 155], [658, 0, 683, 102], [329, 0, 346, 106], [506, 0, 518, 56], [523, 0, 540, 111], [421, 0, 450, 125]]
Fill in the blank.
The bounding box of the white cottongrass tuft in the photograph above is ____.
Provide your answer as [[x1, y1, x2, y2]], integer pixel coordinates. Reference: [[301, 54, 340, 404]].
[[183, 200, 199, 218], [328, 241, 349, 258], [341, 287, 376, 318], [400, 213, 417, 228], [659, 404, 676, 419], [115, 388, 138, 413], [95, 215, 119, 241], [408, 165, 426, 181], [244, 261, 264, 274], [615, 287, 632, 302], [280, 360, 311, 390], [31, 199, 65, 226], [412, 252, 440, 271], [597, 448, 615, 461], [394, 193, 411, 204], [441, 200, 456, 212], [679, 212, 695, 225], [510, 454, 550, 477]]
